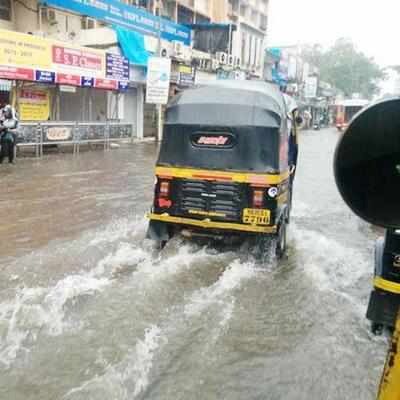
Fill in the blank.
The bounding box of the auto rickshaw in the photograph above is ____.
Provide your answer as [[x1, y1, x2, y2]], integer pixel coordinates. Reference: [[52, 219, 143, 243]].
[[147, 80, 299, 258], [335, 98, 369, 131]]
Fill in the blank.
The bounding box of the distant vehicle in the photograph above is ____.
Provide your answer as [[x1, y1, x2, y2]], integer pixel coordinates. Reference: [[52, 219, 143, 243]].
[[147, 80, 300, 258], [335, 99, 369, 131]]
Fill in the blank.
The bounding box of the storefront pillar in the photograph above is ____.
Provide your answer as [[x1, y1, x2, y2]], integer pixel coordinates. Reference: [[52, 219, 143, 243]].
[[136, 85, 144, 140]]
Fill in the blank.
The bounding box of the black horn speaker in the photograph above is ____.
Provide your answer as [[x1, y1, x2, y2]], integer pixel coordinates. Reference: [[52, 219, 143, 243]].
[[334, 98, 400, 228]]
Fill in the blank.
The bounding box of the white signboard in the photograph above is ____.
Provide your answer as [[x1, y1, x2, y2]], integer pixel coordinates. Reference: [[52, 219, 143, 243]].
[[304, 76, 318, 98], [146, 57, 171, 105]]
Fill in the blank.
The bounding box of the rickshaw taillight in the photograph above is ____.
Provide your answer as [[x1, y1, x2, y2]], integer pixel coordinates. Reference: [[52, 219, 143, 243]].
[[159, 181, 170, 197], [252, 190, 264, 208]]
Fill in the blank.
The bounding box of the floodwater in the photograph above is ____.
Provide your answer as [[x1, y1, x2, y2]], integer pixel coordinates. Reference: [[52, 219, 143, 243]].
[[0, 130, 388, 400]]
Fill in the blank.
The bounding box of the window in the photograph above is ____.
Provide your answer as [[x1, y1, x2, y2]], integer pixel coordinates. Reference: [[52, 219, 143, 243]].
[[178, 5, 194, 25], [0, 0, 11, 21]]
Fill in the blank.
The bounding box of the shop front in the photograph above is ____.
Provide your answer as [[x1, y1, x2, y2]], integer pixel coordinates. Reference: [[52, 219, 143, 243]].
[[0, 29, 136, 151]]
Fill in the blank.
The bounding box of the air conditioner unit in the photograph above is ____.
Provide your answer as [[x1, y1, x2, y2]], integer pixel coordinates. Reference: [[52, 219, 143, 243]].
[[160, 47, 169, 58], [227, 54, 234, 67], [40, 7, 57, 25], [173, 41, 184, 57], [81, 16, 97, 30], [216, 52, 228, 65], [234, 56, 241, 68]]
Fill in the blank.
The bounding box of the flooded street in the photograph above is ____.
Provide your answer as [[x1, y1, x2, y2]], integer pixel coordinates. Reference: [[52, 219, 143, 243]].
[[0, 129, 388, 399]]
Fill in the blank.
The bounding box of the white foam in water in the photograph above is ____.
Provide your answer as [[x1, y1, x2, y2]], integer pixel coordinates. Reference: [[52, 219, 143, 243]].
[[290, 223, 368, 292], [89, 216, 147, 247], [0, 273, 111, 368], [64, 325, 165, 400], [184, 259, 257, 317]]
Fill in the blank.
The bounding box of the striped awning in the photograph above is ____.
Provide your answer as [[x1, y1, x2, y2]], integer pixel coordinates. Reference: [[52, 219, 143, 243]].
[[0, 79, 12, 91]]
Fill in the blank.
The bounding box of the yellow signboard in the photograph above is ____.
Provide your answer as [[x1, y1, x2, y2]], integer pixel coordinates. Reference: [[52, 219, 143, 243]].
[[0, 30, 51, 70], [19, 88, 50, 121]]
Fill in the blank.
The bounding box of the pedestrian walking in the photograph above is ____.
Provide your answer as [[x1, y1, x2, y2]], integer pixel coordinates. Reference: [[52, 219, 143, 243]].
[[0, 105, 18, 164]]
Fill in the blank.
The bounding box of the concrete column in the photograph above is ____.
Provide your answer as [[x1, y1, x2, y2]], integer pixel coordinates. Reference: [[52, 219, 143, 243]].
[[136, 85, 144, 140]]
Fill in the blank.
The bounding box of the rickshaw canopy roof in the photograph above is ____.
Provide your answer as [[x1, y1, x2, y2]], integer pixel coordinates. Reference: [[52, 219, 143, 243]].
[[166, 80, 287, 127]]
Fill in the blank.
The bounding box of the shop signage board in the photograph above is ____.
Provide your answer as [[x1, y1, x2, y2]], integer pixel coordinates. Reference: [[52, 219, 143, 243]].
[[59, 85, 77, 93], [0, 29, 129, 90], [304, 76, 318, 98], [39, 0, 191, 46], [19, 88, 50, 121], [81, 76, 94, 87], [178, 65, 195, 87], [146, 57, 171, 105], [106, 53, 130, 81], [35, 70, 56, 83]]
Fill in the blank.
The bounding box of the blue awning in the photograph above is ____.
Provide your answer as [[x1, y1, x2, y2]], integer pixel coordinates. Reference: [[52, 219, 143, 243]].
[[114, 25, 150, 67]]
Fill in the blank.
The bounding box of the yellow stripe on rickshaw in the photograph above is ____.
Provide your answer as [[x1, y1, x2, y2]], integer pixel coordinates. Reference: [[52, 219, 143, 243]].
[[374, 277, 400, 294], [147, 213, 278, 234], [155, 166, 290, 185]]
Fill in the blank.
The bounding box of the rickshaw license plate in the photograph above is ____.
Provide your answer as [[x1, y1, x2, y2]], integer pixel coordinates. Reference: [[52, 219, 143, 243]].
[[243, 209, 270, 225]]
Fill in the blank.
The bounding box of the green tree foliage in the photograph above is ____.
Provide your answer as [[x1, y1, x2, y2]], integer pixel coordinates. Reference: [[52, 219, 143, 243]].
[[302, 38, 385, 99]]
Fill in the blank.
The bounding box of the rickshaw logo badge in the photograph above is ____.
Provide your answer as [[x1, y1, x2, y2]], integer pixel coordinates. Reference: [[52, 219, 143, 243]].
[[197, 136, 229, 146], [393, 255, 400, 268]]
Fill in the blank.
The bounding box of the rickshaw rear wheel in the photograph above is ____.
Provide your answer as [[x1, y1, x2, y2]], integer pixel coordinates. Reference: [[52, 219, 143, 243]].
[[276, 221, 287, 259]]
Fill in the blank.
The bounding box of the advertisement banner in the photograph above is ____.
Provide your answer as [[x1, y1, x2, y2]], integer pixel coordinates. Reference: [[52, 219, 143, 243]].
[[146, 57, 171, 105], [0, 30, 51, 70], [39, 0, 191, 46], [0, 29, 128, 90], [19, 89, 50, 121]]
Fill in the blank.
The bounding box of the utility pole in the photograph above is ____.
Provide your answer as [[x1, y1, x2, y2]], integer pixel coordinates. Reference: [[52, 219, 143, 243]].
[[157, 0, 163, 142]]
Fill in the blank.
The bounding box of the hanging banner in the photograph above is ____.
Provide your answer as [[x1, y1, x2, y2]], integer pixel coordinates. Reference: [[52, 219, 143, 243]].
[[19, 88, 50, 121], [146, 57, 171, 105], [39, 0, 191, 46]]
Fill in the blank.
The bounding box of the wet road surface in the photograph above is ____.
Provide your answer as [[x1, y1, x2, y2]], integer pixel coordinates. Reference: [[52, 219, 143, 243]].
[[0, 130, 388, 399]]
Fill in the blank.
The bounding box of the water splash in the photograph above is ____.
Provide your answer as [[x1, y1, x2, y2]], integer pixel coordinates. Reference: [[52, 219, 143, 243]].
[[64, 325, 165, 400]]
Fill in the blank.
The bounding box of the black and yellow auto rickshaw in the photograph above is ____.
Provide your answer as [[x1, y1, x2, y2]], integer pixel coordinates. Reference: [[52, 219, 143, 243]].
[[147, 80, 299, 257]]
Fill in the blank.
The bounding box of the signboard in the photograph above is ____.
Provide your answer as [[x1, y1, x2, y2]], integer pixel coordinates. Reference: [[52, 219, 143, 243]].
[[304, 76, 318, 98], [52, 45, 104, 77], [46, 127, 72, 141], [39, 0, 191, 46], [35, 70, 56, 83], [95, 78, 118, 90], [0, 29, 129, 90], [178, 65, 195, 87], [146, 57, 171, 105], [19, 89, 50, 121], [0, 31, 51, 70], [59, 85, 77, 93], [106, 53, 129, 81]]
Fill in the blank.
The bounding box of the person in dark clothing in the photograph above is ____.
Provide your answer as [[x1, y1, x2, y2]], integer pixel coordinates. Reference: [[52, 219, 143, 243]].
[[0, 105, 18, 164]]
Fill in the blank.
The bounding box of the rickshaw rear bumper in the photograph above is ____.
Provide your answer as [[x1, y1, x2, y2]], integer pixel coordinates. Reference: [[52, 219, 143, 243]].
[[147, 213, 278, 235]]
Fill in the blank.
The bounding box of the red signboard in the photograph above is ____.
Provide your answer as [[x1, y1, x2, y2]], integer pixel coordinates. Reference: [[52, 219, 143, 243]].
[[56, 73, 81, 86], [0, 66, 34, 81], [52, 46, 102, 72], [95, 79, 118, 90]]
